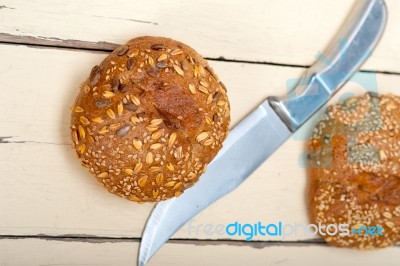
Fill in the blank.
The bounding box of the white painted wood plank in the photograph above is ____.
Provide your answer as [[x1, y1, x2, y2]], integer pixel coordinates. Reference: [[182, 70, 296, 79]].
[[0, 44, 307, 240], [1, 238, 399, 266], [0, 0, 399, 73], [1, 44, 400, 241]]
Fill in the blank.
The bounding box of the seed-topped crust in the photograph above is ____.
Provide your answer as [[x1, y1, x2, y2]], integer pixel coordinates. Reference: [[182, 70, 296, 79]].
[[307, 93, 400, 249], [70, 36, 230, 203]]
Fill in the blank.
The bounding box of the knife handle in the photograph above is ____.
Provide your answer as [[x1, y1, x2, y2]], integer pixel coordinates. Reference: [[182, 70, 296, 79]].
[[268, 0, 387, 132]]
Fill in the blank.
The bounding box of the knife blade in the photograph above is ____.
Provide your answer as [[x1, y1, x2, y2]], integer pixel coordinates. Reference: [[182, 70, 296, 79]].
[[139, 0, 387, 265], [139, 102, 291, 265]]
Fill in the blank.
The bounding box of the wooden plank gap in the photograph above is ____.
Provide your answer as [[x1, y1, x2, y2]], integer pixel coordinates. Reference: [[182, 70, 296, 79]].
[[0, 234, 329, 248]]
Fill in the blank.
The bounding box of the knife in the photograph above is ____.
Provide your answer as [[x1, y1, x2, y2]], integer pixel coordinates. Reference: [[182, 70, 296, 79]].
[[139, 0, 387, 264]]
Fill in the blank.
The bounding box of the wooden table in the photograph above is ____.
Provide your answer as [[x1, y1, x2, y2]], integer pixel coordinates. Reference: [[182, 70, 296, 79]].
[[1, 0, 399, 265]]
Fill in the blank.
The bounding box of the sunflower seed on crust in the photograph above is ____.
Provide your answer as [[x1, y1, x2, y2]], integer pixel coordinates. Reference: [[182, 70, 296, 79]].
[[95, 99, 111, 108], [117, 125, 132, 137], [116, 45, 129, 56]]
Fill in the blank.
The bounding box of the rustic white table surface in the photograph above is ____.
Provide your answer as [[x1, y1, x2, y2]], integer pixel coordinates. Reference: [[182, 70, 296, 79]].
[[1, 0, 399, 265]]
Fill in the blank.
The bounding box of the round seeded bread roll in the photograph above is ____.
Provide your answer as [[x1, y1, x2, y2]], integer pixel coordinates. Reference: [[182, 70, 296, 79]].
[[307, 92, 400, 249], [70, 36, 230, 203]]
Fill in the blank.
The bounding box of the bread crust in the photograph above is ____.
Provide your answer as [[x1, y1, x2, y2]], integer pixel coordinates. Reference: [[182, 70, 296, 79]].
[[70, 36, 230, 202], [307, 93, 400, 249]]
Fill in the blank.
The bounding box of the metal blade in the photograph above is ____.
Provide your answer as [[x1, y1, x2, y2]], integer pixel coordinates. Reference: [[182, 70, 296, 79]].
[[139, 1, 387, 264], [138, 101, 291, 265], [269, 0, 387, 131]]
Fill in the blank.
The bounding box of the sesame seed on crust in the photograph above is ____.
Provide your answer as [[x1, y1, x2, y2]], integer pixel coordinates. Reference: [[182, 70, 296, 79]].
[[307, 92, 400, 249]]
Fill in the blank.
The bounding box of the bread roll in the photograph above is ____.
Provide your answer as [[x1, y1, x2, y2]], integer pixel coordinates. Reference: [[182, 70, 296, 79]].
[[70, 36, 230, 203], [307, 92, 400, 249]]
